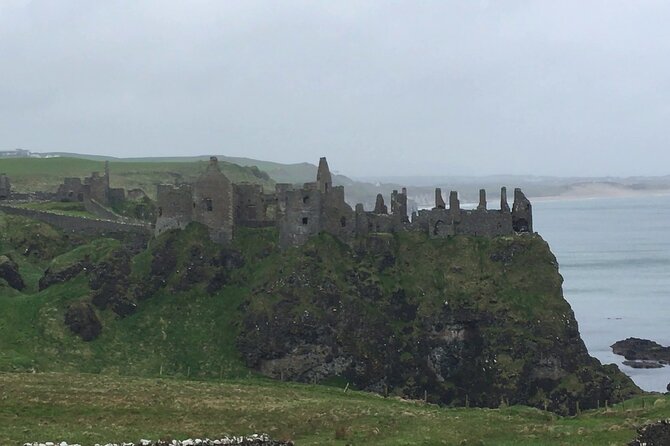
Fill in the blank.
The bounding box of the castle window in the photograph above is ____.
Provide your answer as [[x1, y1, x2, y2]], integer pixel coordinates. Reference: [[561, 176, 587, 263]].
[[302, 217, 309, 225], [158, 207, 163, 217], [206, 198, 213, 211], [340, 216, 346, 227], [303, 195, 309, 204]]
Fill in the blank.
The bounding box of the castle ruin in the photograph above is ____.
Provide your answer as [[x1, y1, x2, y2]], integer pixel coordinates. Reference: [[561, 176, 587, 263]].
[[55, 161, 125, 206], [155, 156, 533, 247]]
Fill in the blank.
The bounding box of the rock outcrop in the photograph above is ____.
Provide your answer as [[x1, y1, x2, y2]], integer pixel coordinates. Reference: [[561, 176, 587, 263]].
[[0, 254, 25, 290], [628, 419, 670, 446], [65, 301, 102, 341], [237, 232, 640, 415], [613, 338, 670, 367], [39, 260, 92, 291]]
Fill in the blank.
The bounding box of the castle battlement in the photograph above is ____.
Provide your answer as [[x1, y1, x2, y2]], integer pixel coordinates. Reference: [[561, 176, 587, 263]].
[[153, 156, 533, 247]]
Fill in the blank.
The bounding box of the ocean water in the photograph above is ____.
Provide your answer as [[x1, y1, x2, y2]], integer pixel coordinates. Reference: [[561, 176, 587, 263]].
[[534, 195, 670, 393]]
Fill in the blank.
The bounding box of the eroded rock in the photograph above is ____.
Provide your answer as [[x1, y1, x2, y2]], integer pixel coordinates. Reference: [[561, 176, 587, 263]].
[[64, 301, 102, 341], [629, 419, 670, 446], [39, 260, 92, 291], [613, 337, 670, 366]]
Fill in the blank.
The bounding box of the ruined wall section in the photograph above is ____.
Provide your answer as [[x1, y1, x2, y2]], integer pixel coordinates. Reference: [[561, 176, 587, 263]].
[[155, 184, 193, 237], [85, 172, 108, 204], [279, 183, 322, 248], [233, 183, 277, 228], [193, 157, 234, 243], [319, 186, 355, 242], [417, 187, 513, 238], [0, 174, 10, 199], [0, 204, 151, 236], [56, 178, 86, 202], [391, 188, 409, 223], [512, 188, 533, 233]]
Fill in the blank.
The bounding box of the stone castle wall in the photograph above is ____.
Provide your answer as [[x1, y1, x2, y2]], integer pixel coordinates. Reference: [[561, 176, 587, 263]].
[[155, 184, 193, 236], [0, 204, 151, 236], [192, 158, 234, 243], [152, 156, 533, 248]]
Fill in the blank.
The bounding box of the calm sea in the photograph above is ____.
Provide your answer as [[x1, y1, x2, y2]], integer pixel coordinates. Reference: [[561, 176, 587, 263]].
[[534, 195, 670, 392]]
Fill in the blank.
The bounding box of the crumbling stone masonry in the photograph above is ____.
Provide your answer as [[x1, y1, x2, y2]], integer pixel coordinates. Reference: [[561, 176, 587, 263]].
[[411, 187, 532, 238], [154, 156, 534, 248], [277, 157, 356, 247], [155, 157, 234, 243], [55, 161, 125, 206], [0, 174, 10, 200], [233, 183, 277, 228]]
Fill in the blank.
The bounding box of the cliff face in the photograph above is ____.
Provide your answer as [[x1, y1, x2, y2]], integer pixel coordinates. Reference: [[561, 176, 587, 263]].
[[0, 212, 638, 415], [236, 231, 639, 414]]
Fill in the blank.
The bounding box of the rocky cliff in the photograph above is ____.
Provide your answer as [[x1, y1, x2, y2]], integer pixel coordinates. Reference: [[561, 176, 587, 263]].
[[235, 231, 639, 414], [0, 212, 639, 415]]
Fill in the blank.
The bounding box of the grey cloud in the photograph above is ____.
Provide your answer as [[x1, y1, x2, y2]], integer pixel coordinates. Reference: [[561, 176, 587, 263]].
[[1, 1, 669, 177]]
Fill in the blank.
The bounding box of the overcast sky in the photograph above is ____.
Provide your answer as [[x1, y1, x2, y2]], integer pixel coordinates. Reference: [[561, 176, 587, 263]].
[[1, 1, 669, 177]]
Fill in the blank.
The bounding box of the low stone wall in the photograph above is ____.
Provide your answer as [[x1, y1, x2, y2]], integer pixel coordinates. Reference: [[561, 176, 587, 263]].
[[0, 204, 152, 236], [84, 198, 123, 221]]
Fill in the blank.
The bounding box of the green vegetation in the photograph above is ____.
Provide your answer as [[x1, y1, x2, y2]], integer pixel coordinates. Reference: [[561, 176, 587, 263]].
[[0, 372, 668, 445], [0, 157, 274, 197], [0, 211, 659, 444]]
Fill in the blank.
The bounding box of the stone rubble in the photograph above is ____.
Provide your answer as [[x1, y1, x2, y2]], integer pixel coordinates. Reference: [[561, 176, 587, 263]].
[[22, 434, 294, 446]]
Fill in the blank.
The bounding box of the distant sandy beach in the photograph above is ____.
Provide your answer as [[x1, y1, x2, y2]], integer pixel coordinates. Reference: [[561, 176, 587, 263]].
[[532, 183, 670, 202]]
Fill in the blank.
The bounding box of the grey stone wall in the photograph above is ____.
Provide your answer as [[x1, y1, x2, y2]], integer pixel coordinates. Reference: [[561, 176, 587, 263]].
[[0, 174, 10, 199], [0, 205, 151, 236], [192, 157, 234, 243], [155, 184, 193, 236], [149, 155, 534, 249], [416, 187, 515, 238], [512, 188, 533, 233], [279, 183, 322, 248], [233, 183, 277, 228], [56, 178, 86, 202]]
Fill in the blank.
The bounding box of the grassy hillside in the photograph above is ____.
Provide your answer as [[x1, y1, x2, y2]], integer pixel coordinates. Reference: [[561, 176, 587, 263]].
[[46, 152, 325, 184], [0, 211, 661, 444], [0, 214, 252, 378], [0, 157, 273, 198], [13, 153, 399, 206], [1, 372, 668, 445]]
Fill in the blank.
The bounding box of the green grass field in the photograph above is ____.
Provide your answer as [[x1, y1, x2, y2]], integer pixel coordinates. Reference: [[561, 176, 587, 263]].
[[0, 372, 667, 445], [0, 157, 273, 198]]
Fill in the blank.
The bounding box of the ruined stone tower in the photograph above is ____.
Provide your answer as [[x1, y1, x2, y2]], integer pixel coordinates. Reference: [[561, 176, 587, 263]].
[[192, 157, 234, 243], [316, 157, 332, 194], [512, 188, 533, 233], [155, 157, 234, 243], [278, 157, 354, 248]]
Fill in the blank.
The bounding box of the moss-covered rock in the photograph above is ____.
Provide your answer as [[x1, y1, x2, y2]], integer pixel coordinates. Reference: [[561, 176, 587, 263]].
[[236, 231, 640, 415], [0, 254, 25, 291], [64, 301, 102, 341]]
